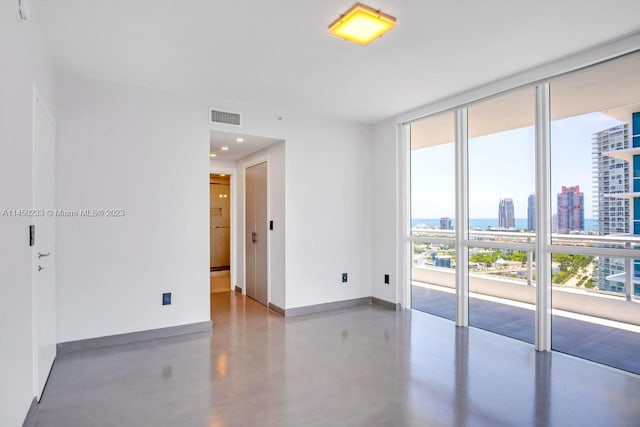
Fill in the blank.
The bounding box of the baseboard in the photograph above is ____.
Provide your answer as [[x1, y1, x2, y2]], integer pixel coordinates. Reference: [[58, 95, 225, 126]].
[[57, 321, 213, 354], [371, 297, 401, 311], [22, 397, 38, 427], [285, 297, 372, 317], [235, 286, 242, 293], [268, 302, 285, 316]]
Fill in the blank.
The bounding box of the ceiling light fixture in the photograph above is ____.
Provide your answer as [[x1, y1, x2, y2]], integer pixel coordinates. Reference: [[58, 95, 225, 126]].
[[236, 138, 244, 142], [221, 146, 229, 151], [210, 153, 217, 157], [220, 174, 226, 177], [328, 3, 397, 45]]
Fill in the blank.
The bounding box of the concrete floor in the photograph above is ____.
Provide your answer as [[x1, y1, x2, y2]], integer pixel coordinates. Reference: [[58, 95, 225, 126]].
[[411, 285, 640, 374], [35, 291, 640, 426]]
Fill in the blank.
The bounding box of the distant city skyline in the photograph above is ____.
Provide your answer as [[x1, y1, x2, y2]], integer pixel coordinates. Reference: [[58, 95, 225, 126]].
[[411, 112, 623, 219], [498, 198, 515, 229], [527, 194, 536, 231], [557, 185, 585, 233]]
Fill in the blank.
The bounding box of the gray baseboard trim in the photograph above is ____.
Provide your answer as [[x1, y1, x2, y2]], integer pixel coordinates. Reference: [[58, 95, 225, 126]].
[[235, 286, 242, 293], [22, 397, 38, 427], [268, 302, 285, 316], [371, 297, 401, 311], [285, 297, 371, 317], [57, 321, 213, 354]]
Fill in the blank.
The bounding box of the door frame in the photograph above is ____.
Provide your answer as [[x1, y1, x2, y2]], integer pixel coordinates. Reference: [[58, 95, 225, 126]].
[[209, 166, 237, 291], [241, 155, 270, 304], [31, 85, 56, 398]]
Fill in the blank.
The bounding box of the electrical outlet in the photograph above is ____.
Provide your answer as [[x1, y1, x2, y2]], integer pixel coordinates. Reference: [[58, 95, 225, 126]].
[[384, 274, 390, 284], [342, 273, 348, 283], [162, 292, 172, 305]]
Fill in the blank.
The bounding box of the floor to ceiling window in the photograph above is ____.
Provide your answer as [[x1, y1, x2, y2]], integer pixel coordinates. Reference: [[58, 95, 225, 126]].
[[410, 112, 456, 320], [549, 52, 640, 373], [408, 50, 640, 375], [467, 88, 536, 343]]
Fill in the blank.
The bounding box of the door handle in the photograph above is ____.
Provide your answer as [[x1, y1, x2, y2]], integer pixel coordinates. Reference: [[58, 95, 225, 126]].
[[38, 265, 44, 272], [252, 232, 257, 243], [38, 252, 51, 259]]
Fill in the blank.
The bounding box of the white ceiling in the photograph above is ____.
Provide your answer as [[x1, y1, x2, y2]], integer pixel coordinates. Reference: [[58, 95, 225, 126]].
[[36, 0, 640, 124], [210, 131, 280, 161]]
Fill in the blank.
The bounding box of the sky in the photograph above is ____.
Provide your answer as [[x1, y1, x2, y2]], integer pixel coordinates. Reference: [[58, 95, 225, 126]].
[[411, 112, 624, 219]]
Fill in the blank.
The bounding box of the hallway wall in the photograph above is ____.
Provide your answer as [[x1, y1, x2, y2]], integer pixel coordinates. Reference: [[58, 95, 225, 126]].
[[236, 142, 286, 308]]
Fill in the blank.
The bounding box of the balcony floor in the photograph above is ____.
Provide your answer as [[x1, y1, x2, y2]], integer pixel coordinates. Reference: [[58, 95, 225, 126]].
[[412, 284, 640, 375]]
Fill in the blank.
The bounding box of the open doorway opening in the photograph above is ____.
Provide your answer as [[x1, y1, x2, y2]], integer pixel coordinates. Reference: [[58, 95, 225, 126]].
[[210, 173, 231, 293], [209, 129, 285, 319]]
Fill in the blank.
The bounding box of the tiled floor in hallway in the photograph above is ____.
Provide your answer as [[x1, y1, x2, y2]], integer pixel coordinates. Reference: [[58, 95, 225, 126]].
[[35, 291, 640, 426]]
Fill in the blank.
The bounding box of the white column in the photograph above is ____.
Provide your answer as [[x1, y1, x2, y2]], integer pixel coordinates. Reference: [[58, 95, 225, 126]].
[[455, 109, 469, 327], [535, 84, 552, 351], [398, 123, 412, 309]]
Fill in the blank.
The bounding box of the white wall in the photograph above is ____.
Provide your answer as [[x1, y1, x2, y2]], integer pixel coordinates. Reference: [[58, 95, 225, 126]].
[[56, 73, 373, 340], [371, 119, 399, 304], [284, 119, 373, 308], [210, 158, 237, 170], [0, 4, 55, 426], [56, 74, 210, 342], [236, 142, 286, 308]]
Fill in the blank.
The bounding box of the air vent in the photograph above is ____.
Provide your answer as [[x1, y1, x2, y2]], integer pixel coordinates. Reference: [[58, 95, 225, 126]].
[[210, 108, 241, 126]]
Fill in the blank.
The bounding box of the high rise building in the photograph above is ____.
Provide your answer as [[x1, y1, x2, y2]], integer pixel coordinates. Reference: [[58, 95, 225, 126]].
[[439, 217, 452, 230], [527, 194, 536, 231], [557, 186, 584, 233], [594, 113, 640, 297], [498, 198, 515, 229], [592, 124, 629, 293]]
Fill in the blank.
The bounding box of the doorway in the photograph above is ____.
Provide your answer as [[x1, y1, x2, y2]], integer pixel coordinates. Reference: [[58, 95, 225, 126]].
[[210, 173, 232, 293], [245, 161, 268, 306]]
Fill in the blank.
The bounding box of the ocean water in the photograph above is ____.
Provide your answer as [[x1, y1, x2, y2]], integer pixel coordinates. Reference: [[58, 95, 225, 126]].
[[412, 218, 597, 232]]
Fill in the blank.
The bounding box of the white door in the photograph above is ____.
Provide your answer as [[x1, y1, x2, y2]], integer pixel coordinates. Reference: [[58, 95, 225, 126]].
[[32, 91, 56, 400], [245, 162, 268, 305]]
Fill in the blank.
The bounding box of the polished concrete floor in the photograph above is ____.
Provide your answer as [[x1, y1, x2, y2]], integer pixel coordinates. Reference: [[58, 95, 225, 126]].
[[36, 291, 640, 426], [412, 285, 640, 374]]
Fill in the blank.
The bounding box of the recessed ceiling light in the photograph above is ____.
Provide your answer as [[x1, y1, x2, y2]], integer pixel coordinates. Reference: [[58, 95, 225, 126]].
[[221, 146, 229, 151], [236, 138, 244, 142], [220, 174, 226, 177], [210, 153, 217, 157], [328, 3, 397, 45]]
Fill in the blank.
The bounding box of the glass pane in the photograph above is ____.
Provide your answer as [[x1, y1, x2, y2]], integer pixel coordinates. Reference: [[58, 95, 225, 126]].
[[550, 52, 640, 374], [550, 52, 640, 250], [468, 246, 535, 344], [410, 112, 455, 239], [468, 88, 536, 244], [551, 253, 640, 374], [411, 242, 456, 320]]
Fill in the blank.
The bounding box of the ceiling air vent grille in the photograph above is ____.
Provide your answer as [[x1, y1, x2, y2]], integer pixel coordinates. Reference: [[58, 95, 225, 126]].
[[210, 109, 241, 126]]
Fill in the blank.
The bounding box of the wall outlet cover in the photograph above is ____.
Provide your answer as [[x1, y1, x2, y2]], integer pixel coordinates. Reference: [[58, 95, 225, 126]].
[[162, 292, 172, 305]]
